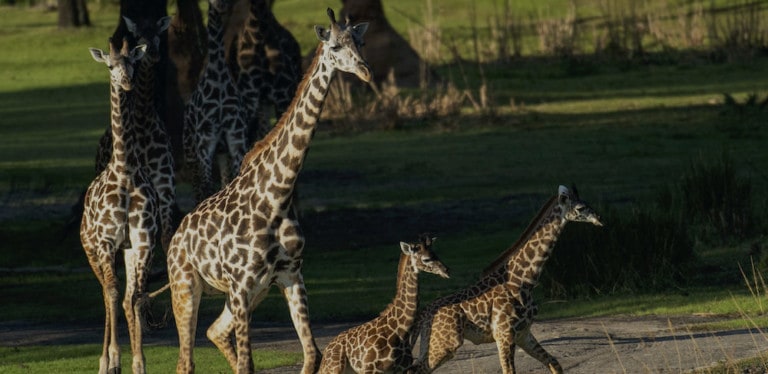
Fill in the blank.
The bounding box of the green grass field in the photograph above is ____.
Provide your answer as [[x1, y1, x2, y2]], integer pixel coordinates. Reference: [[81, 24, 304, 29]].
[[1, 0, 768, 372]]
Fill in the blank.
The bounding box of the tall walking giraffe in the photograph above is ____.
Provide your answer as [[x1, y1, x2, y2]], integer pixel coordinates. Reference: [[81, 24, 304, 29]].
[[410, 185, 603, 374], [184, 0, 248, 203], [318, 235, 450, 374], [82, 38, 157, 374], [167, 8, 371, 374]]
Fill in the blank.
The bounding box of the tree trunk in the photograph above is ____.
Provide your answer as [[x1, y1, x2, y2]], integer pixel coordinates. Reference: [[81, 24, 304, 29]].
[[340, 0, 439, 88], [58, 0, 90, 28]]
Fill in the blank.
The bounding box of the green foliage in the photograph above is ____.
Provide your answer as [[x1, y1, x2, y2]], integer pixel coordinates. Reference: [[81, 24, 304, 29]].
[[542, 153, 764, 297]]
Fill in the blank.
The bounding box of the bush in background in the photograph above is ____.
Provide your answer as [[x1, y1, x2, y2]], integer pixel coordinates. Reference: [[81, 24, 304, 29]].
[[541, 152, 761, 297]]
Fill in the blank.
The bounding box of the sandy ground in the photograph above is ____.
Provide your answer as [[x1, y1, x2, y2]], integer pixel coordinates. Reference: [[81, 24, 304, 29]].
[[2, 315, 766, 373]]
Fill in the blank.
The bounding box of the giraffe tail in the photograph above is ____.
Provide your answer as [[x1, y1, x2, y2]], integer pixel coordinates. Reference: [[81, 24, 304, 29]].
[[149, 283, 170, 298], [139, 283, 172, 331]]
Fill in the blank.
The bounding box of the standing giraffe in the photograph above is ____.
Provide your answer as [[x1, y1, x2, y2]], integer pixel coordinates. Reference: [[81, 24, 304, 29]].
[[125, 16, 177, 250], [82, 38, 157, 374], [318, 235, 450, 374], [184, 0, 248, 203], [410, 185, 603, 374], [167, 8, 371, 374], [235, 0, 302, 142], [92, 17, 178, 251]]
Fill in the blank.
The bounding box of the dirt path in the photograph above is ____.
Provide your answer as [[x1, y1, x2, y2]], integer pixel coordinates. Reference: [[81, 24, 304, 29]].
[[2, 315, 766, 373]]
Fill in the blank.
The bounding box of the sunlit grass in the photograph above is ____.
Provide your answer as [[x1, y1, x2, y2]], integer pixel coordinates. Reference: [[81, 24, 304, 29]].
[[0, 344, 303, 374]]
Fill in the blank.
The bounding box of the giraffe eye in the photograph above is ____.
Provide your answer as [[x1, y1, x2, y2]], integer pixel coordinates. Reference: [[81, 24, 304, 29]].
[[330, 45, 342, 52]]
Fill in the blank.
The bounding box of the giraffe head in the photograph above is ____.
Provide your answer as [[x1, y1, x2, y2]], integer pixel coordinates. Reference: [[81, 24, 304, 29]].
[[557, 185, 603, 226], [123, 16, 171, 60], [209, 0, 233, 14], [314, 8, 372, 82], [399, 235, 450, 279], [89, 38, 147, 91]]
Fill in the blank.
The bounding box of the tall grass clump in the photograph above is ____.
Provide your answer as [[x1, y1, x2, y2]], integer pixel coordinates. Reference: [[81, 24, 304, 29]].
[[542, 203, 694, 297], [677, 152, 756, 243], [541, 153, 760, 297]]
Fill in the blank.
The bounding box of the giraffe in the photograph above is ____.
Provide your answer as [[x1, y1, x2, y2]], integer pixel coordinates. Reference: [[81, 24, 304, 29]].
[[183, 0, 249, 204], [91, 17, 178, 252], [124, 15, 177, 250], [167, 8, 371, 374], [82, 38, 157, 374], [409, 185, 603, 374], [235, 0, 302, 142], [318, 235, 450, 374]]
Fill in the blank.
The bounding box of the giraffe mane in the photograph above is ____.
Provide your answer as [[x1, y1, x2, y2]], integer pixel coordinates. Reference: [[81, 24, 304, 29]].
[[240, 43, 324, 168], [481, 195, 558, 276]]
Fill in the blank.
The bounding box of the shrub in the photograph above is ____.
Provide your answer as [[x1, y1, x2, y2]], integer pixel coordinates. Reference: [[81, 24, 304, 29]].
[[542, 204, 695, 297], [678, 152, 755, 243]]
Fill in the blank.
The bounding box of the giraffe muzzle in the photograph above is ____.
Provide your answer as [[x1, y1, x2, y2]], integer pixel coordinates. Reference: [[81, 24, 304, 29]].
[[355, 62, 372, 83]]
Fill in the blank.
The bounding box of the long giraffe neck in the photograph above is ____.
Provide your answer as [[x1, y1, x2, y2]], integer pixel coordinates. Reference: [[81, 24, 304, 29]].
[[237, 0, 270, 69], [506, 200, 566, 289], [134, 48, 158, 115], [240, 44, 333, 205], [108, 83, 136, 168], [382, 254, 419, 333], [205, 3, 227, 82]]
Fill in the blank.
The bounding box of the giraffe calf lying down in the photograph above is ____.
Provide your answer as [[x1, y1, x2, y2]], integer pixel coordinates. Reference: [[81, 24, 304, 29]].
[[318, 235, 450, 374], [410, 185, 603, 374]]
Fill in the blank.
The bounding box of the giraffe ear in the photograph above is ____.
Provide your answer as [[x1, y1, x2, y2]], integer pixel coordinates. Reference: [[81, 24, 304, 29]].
[[123, 16, 137, 34], [352, 22, 369, 37], [399, 242, 413, 255], [314, 25, 330, 42], [558, 185, 570, 204], [130, 44, 147, 61], [157, 16, 172, 33], [89, 47, 106, 63]]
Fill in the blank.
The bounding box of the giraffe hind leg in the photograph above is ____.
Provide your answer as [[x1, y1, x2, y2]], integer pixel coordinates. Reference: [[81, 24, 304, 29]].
[[122, 245, 153, 374], [279, 276, 321, 374], [206, 305, 238, 371]]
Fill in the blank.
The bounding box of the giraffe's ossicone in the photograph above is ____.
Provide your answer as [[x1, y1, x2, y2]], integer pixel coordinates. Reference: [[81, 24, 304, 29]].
[[410, 185, 603, 374], [167, 7, 371, 374]]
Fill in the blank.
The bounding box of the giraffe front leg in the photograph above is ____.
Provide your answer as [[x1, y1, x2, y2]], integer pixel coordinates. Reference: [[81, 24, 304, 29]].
[[279, 274, 321, 374], [90, 252, 121, 374], [516, 329, 563, 374], [122, 246, 152, 374], [494, 338, 517, 374], [317, 338, 346, 374], [227, 291, 255, 374]]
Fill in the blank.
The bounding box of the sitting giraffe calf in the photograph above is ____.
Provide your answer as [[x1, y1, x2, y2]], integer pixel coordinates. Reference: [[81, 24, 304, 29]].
[[410, 185, 603, 374], [318, 235, 450, 374]]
